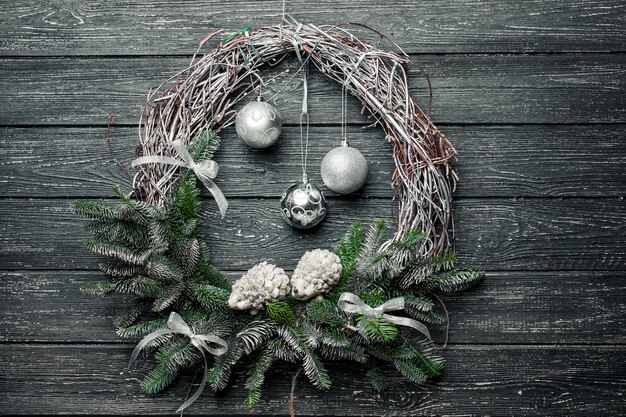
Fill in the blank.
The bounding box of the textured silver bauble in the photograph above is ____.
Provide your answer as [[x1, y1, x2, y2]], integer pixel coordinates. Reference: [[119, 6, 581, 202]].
[[235, 98, 283, 149], [320, 141, 368, 194], [280, 179, 327, 229]]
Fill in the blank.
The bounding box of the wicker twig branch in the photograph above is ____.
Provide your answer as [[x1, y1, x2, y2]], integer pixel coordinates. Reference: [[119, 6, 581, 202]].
[[133, 16, 457, 257]]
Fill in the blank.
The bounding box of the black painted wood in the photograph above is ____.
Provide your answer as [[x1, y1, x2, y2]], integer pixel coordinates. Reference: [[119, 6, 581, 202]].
[[1, 1, 625, 416], [2, 1, 625, 55], [1, 344, 625, 416], [2, 270, 624, 344], [2, 125, 625, 198], [0, 198, 624, 271], [0, 54, 624, 126]]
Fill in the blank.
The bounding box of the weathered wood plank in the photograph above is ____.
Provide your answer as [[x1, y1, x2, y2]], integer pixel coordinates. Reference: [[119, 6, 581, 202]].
[[0, 198, 624, 271], [1, 125, 625, 198], [1, 344, 624, 416], [2, 270, 624, 344], [0, 54, 624, 125], [2, 1, 625, 55]]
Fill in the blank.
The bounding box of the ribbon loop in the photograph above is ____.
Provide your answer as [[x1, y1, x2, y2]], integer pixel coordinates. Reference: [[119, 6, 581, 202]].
[[337, 292, 431, 340], [128, 311, 228, 413], [132, 139, 228, 218]]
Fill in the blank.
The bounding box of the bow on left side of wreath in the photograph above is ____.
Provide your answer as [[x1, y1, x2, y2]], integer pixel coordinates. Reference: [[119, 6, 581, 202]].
[[132, 139, 228, 217], [128, 312, 228, 412]]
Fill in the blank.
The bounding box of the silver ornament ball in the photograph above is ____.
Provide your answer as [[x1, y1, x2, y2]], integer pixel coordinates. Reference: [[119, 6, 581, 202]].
[[280, 178, 327, 229], [235, 98, 283, 149], [321, 141, 368, 194]]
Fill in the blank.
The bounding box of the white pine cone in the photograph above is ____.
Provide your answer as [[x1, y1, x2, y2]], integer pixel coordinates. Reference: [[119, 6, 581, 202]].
[[228, 261, 290, 313], [291, 249, 342, 300]]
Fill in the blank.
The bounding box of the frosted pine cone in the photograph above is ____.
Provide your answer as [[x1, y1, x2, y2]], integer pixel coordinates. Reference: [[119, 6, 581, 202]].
[[291, 249, 342, 300], [228, 261, 290, 313]]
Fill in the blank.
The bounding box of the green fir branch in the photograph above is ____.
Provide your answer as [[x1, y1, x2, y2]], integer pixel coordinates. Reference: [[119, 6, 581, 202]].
[[84, 239, 148, 265], [361, 316, 398, 343], [430, 269, 484, 293], [301, 347, 331, 390], [146, 256, 183, 282], [113, 301, 152, 328], [207, 340, 244, 391], [237, 320, 278, 355], [171, 178, 202, 224], [117, 316, 168, 338], [189, 129, 221, 161], [72, 200, 116, 220], [196, 261, 232, 290], [114, 276, 162, 297], [194, 284, 229, 312], [80, 281, 115, 296], [151, 283, 184, 312], [266, 301, 297, 326], [141, 363, 180, 395], [266, 338, 300, 363], [393, 358, 428, 384], [305, 298, 346, 327], [366, 366, 387, 393], [244, 349, 274, 408], [246, 387, 262, 409], [334, 222, 365, 278], [155, 340, 200, 371]]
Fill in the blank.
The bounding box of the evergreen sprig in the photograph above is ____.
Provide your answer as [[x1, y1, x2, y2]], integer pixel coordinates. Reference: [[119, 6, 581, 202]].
[[74, 132, 482, 409]]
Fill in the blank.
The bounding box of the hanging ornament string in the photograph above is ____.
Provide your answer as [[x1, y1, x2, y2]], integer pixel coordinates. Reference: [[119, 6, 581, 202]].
[[280, 41, 328, 230], [340, 84, 345, 141], [341, 83, 348, 145], [299, 54, 310, 182]]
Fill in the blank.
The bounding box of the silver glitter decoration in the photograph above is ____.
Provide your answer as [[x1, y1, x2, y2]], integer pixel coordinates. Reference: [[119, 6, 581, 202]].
[[235, 98, 283, 149], [321, 141, 368, 194], [280, 178, 327, 229]]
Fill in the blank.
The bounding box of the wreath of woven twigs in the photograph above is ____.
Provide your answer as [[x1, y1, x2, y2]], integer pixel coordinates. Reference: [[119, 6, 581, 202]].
[[72, 16, 484, 413], [133, 16, 456, 258]]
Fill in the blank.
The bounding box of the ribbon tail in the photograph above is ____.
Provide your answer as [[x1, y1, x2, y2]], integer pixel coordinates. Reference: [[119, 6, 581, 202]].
[[195, 336, 228, 356], [176, 350, 208, 413], [357, 323, 370, 341], [128, 328, 174, 368], [171, 140, 194, 165], [387, 316, 432, 340], [197, 176, 228, 218]]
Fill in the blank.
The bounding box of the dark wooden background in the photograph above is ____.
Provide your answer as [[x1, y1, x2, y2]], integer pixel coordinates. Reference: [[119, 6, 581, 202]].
[[1, 1, 625, 415]]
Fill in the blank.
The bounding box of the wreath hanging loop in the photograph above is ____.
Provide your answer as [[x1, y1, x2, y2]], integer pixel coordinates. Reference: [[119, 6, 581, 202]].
[[134, 16, 456, 258]]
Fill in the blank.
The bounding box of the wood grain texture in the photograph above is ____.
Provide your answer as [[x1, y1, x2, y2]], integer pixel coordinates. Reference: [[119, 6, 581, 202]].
[[2, 270, 624, 344], [0, 198, 624, 271], [2, 1, 625, 55], [2, 1, 625, 416], [1, 344, 624, 416], [1, 124, 625, 198], [0, 54, 624, 126]]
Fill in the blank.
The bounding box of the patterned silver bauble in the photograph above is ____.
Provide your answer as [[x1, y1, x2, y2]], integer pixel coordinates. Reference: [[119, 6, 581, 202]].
[[280, 178, 327, 229], [320, 141, 368, 194], [235, 98, 283, 149]]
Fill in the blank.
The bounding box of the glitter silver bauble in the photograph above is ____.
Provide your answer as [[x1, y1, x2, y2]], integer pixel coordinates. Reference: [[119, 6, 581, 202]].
[[280, 178, 327, 229], [320, 141, 368, 194], [235, 98, 283, 149]]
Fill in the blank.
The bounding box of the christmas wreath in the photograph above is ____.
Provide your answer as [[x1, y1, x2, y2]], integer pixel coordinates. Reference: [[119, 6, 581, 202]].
[[73, 17, 483, 414]]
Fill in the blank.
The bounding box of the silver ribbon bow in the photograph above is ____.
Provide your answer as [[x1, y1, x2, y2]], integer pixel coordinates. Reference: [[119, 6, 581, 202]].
[[132, 139, 228, 218], [128, 311, 228, 413], [337, 292, 431, 340]]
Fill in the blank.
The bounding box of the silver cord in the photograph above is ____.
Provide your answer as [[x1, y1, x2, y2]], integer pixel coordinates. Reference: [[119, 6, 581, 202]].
[[299, 62, 309, 180], [341, 83, 348, 142]]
